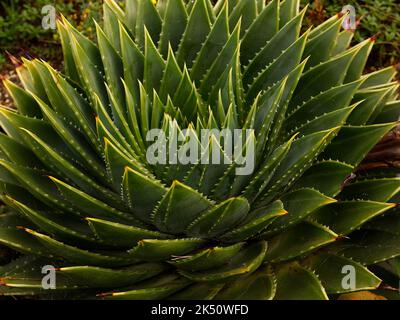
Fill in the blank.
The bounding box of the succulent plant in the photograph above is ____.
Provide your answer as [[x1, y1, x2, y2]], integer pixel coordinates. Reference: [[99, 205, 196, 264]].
[[0, 0, 399, 300]]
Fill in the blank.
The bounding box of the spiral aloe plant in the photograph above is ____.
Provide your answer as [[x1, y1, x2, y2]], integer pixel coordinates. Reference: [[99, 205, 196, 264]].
[[0, 0, 399, 300]]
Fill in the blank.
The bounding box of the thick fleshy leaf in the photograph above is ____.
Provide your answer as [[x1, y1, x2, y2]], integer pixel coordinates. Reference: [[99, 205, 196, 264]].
[[87, 218, 172, 247], [339, 178, 400, 202], [176, 0, 211, 68], [57, 263, 167, 288], [187, 197, 249, 238], [264, 188, 336, 235], [128, 238, 205, 261], [274, 262, 328, 300], [170, 242, 244, 272], [241, 0, 279, 64], [168, 282, 224, 300], [310, 201, 395, 236], [158, 0, 188, 56], [322, 123, 397, 166], [257, 128, 339, 205], [135, 0, 162, 48], [23, 228, 133, 267], [292, 160, 354, 197], [303, 252, 381, 294], [179, 241, 267, 281], [221, 200, 287, 243], [99, 274, 191, 300], [153, 181, 213, 233], [279, 0, 300, 28], [339, 231, 400, 265], [289, 46, 359, 108], [122, 167, 167, 223], [215, 265, 276, 300]]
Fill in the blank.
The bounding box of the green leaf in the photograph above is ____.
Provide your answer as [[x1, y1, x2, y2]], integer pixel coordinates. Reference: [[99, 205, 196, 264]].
[[122, 167, 167, 224], [274, 262, 328, 300], [242, 134, 295, 203], [187, 197, 249, 238], [0, 227, 52, 258], [292, 160, 354, 197], [290, 46, 359, 108], [363, 210, 400, 236], [3, 80, 41, 118], [199, 20, 241, 100], [153, 180, 213, 234], [49, 176, 135, 224], [87, 217, 172, 247], [287, 105, 356, 139], [340, 178, 400, 202], [170, 242, 244, 272], [104, 138, 149, 192], [302, 16, 342, 69], [49, 71, 99, 153], [96, 23, 125, 109], [23, 228, 133, 267], [100, 275, 191, 300], [347, 87, 390, 125], [0, 160, 74, 213], [3, 196, 97, 246], [168, 282, 224, 300], [279, 0, 300, 28], [34, 98, 106, 183], [0, 132, 42, 169], [345, 39, 374, 83], [241, 0, 279, 64], [339, 230, 400, 265], [322, 123, 397, 166], [360, 66, 397, 89], [265, 188, 336, 235], [58, 263, 167, 288], [228, 0, 257, 35], [159, 0, 188, 56], [69, 33, 108, 108], [310, 201, 395, 235], [374, 101, 400, 123], [221, 200, 287, 243], [103, 0, 125, 53], [57, 20, 80, 83], [246, 30, 308, 104], [119, 22, 144, 103], [144, 28, 166, 93], [135, 0, 162, 48], [303, 252, 381, 294], [128, 238, 205, 261], [20, 128, 117, 206], [190, 2, 229, 84], [176, 0, 211, 68], [215, 265, 276, 300], [258, 128, 339, 205], [179, 241, 267, 281], [284, 80, 362, 128], [243, 8, 304, 87], [332, 30, 354, 56]]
